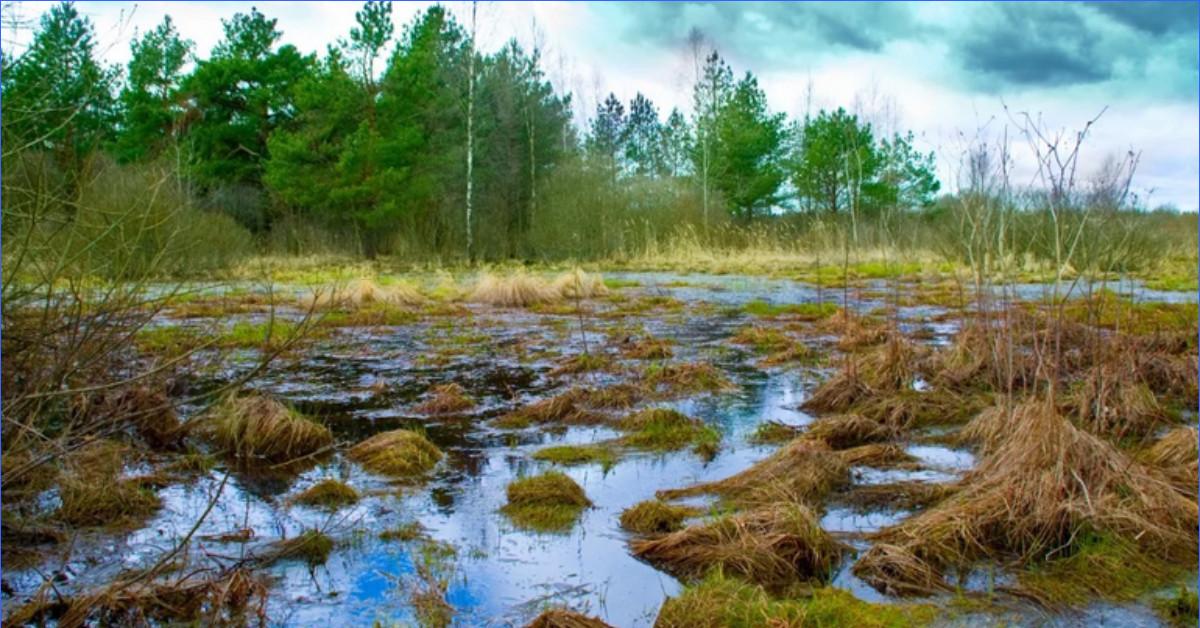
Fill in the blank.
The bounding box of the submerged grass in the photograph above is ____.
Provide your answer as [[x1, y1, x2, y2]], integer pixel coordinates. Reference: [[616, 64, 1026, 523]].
[[271, 529, 334, 567], [348, 429, 442, 477], [655, 572, 937, 628], [619, 500, 704, 535], [501, 471, 592, 532], [532, 444, 618, 469]]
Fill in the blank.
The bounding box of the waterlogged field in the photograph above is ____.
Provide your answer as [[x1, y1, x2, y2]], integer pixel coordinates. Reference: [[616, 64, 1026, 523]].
[[3, 270, 1197, 627]]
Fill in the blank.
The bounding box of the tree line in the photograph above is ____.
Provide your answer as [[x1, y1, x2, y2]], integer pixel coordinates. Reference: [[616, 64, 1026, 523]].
[[3, 2, 941, 260]]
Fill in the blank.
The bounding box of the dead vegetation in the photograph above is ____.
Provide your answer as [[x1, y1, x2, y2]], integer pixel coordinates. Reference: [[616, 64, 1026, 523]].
[[802, 414, 899, 450], [309, 277, 426, 309], [619, 500, 704, 535], [644, 362, 734, 395], [293, 479, 360, 510], [657, 439, 848, 507], [803, 334, 921, 415], [497, 388, 607, 427], [525, 608, 613, 628], [854, 399, 1197, 597], [348, 429, 443, 477], [470, 271, 560, 307], [54, 440, 162, 528], [501, 471, 592, 532], [836, 481, 957, 513], [620, 336, 674, 360], [203, 394, 333, 465], [631, 502, 846, 590], [413, 383, 475, 414], [552, 268, 610, 299]]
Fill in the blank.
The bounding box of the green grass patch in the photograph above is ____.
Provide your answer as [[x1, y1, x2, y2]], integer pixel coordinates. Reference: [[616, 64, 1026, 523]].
[[619, 408, 721, 459], [532, 444, 618, 469], [293, 479, 360, 510], [742, 300, 838, 320], [619, 500, 703, 535], [656, 572, 937, 628], [1154, 585, 1199, 628], [603, 277, 642, 289], [1018, 533, 1186, 605], [500, 471, 591, 533]]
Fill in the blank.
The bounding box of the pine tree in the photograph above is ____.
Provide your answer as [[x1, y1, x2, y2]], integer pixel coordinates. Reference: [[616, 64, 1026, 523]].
[[711, 73, 786, 221], [115, 16, 193, 163], [624, 92, 661, 177]]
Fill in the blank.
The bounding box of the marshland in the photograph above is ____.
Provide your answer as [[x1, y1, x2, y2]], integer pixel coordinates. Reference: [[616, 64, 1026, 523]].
[[3, 2, 1199, 627]]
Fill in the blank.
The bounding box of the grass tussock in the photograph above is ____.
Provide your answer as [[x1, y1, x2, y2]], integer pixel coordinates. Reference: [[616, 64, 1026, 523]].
[[348, 429, 443, 477], [620, 500, 704, 535], [1154, 585, 1199, 628], [654, 572, 936, 628], [501, 471, 592, 532], [293, 479, 360, 510], [1066, 365, 1171, 440], [644, 362, 734, 395], [804, 334, 919, 415], [854, 389, 988, 429], [854, 399, 1198, 598], [553, 268, 610, 299], [525, 608, 613, 628], [631, 502, 846, 590], [749, 420, 802, 444], [803, 414, 899, 450], [309, 277, 426, 309], [742, 300, 839, 321], [270, 529, 334, 567], [620, 408, 721, 458], [204, 394, 333, 464], [413, 383, 475, 415], [584, 383, 647, 409], [549, 352, 614, 376], [470, 271, 560, 307], [1143, 426, 1199, 468], [532, 444, 617, 469], [620, 336, 674, 360], [837, 443, 919, 468], [658, 439, 848, 507], [55, 440, 162, 527], [497, 388, 606, 427]]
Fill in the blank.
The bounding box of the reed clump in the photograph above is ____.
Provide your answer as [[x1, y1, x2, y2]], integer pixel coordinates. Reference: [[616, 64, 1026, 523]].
[[620, 500, 704, 535], [55, 440, 162, 528], [854, 399, 1198, 598], [497, 388, 606, 427], [501, 471, 592, 532], [348, 429, 443, 477], [204, 394, 333, 465], [631, 502, 846, 590], [413, 383, 475, 415], [309, 277, 425, 309]]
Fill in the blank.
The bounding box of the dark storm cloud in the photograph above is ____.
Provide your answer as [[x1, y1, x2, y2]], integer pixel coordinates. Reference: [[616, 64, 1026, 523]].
[[955, 4, 1110, 87], [595, 1, 1198, 98], [1087, 1, 1198, 36]]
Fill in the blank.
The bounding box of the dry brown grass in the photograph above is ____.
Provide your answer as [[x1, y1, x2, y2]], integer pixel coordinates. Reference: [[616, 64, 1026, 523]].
[[837, 481, 958, 513], [553, 268, 610, 299], [1066, 365, 1171, 440], [525, 608, 613, 628], [854, 399, 1198, 597], [204, 394, 333, 465], [413, 383, 475, 415], [853, 389, 989, 429], [55, 440, 161, 528], [803, 414, 899, 450], [348, 429, 443, 477], [620, 336, 674, 360], [644, 362, 735, 396], [469, 272, 560, 307], [657, 439, 848, 507], [496, 388, 607, 427], [631, 502, 846, 590], [1143, 427, 1199, 468], [309, 277, 426, 309], [804, 334, 921, 414], [837, 443, 919, 468]]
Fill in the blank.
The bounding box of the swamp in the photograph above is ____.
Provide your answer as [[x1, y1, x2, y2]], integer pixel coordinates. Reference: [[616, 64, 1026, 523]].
[[2, 2, 1198, 627]]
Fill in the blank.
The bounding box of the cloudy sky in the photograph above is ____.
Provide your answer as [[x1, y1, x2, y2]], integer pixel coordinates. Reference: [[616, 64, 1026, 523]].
[[8, 1, 1199, 209]]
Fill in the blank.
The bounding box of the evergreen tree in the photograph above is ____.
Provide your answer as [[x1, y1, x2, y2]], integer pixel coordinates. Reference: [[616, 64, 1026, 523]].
[[115, 16, 193, 163], [587, 93, 625, 181], [659, 108, 692, 178], [624, 92, 661, 177], [183, 7, 313, 196], [872, 131, 940, 209], [690, 51, 734, 223], [2, 1, 116, 178], [710, 73, 785, 221], [790, 107, 879, 214]]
